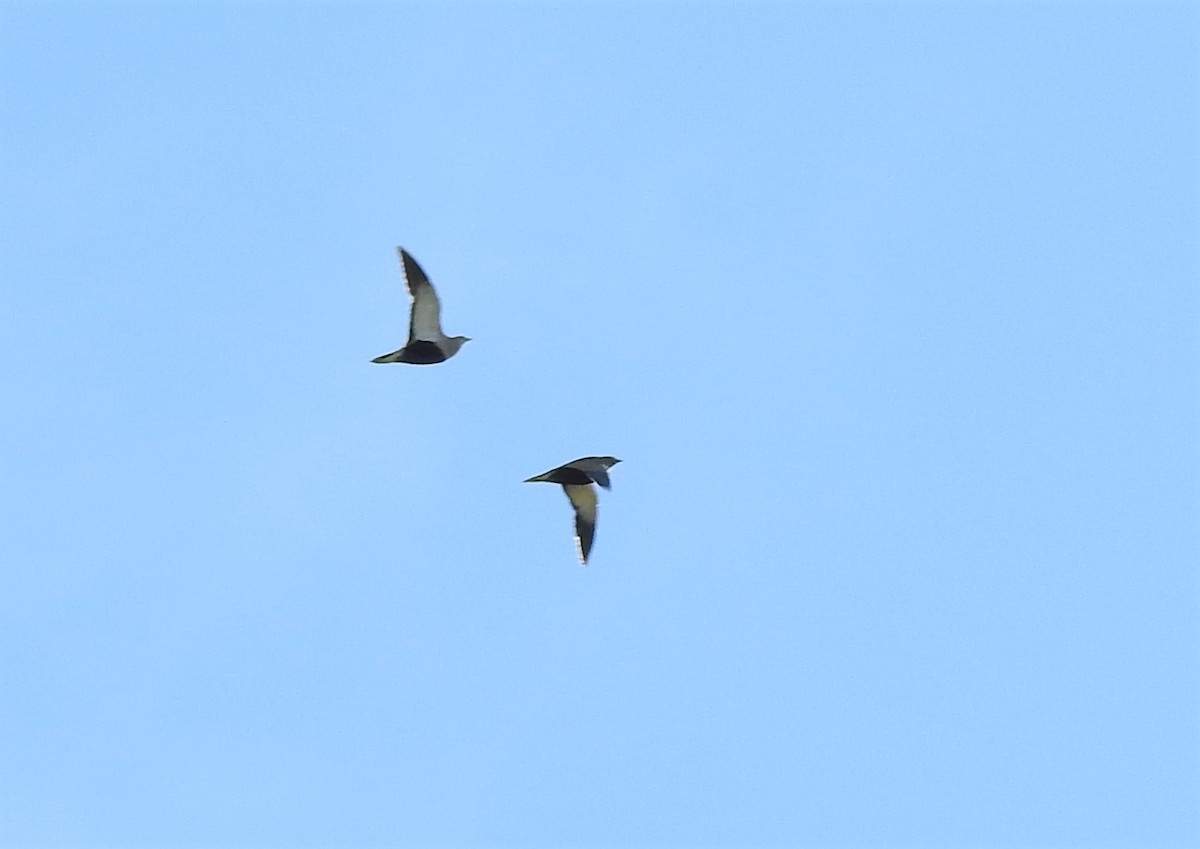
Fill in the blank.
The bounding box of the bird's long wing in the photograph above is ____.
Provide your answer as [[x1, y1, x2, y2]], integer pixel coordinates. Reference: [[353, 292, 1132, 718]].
[[563, 484, 597, 565], [399, 249, 444, 343], [583, 467, 611, 489], [567, 456, 618, 490]]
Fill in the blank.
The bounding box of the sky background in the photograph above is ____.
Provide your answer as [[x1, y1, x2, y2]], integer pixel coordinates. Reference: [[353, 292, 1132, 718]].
[[2, 2, 1198, 848]]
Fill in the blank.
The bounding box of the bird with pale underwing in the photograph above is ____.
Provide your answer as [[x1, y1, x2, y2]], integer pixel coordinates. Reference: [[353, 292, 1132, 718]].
[[372, 248, 470, 365], [525, 456, 621, 565]]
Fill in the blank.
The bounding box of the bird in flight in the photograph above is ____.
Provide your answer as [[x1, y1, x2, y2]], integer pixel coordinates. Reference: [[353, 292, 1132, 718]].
[[524, 456, 622, 565], [372, 248, 470, 365]]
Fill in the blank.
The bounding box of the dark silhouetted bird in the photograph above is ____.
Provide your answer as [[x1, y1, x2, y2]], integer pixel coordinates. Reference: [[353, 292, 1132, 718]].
[[524, 456, 621, 564], [372, 248, 470, 365]]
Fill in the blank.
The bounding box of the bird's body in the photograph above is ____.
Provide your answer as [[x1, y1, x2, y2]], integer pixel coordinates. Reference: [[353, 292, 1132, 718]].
[[525, 456, 621, 564], [372, 248, 470, 365]]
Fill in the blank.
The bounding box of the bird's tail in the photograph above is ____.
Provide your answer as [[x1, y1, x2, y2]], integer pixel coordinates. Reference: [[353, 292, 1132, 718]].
[[371, 349, 405, 364]]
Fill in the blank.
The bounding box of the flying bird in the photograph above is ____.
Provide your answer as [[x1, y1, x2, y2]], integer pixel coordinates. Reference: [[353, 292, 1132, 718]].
[[372, 248, 470, 365], [524, 456, 621, 565]]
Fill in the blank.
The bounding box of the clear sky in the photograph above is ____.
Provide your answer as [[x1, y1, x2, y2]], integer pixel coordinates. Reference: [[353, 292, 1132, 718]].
[[2, 3, 1198, 848]]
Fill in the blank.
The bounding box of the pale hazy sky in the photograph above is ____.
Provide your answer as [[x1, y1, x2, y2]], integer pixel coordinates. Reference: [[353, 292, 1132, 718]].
[[3, 3, 1198, 848]]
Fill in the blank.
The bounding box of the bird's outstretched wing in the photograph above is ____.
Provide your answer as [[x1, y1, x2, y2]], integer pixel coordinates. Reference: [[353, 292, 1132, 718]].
[[567, 456, 619, 490], [583, 467, 612, 489], [400, 249, 444, 343], [564, 484, 598, 565]]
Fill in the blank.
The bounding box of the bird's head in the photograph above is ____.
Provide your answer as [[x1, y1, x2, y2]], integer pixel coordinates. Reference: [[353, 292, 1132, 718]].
[[444, 336, 471, 356]]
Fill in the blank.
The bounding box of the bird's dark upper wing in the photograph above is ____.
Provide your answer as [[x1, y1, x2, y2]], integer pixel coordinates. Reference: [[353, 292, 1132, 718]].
[[584, 467, 612, 489], [567, 457, 617, 490], [399, 249, 444, 343]]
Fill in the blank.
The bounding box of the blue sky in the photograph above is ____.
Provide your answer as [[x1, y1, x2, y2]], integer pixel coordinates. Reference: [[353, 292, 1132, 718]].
[[2, 2, 1198, 847]]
